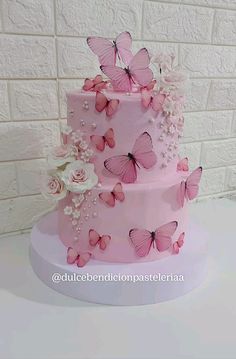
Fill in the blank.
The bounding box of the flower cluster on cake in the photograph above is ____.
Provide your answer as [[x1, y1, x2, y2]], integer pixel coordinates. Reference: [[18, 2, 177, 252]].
[[41, 32, 202, 267]]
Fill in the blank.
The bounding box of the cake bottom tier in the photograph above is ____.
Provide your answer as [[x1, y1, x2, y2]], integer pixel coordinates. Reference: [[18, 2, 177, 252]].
[[30, 213, 207, 305], [58, 173, 187, 263]]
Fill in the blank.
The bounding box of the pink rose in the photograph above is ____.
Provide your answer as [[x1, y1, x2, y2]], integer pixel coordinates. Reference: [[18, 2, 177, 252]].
[[70, 168, 88, 184], [42, 173, 67, 200]]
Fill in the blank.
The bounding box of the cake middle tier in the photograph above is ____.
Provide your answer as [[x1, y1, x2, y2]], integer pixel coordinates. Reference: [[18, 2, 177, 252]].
[[58, 172, 187, 263], [67, 90, 182, 185]]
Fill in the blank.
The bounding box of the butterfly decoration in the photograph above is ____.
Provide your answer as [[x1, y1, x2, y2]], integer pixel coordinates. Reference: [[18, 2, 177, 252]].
[[177, 167, 202, 208], [83, 75, 107, 92], [129, 221, 178, 257], [140, 79, 157, 91], [67, 247, 91, 267], [90, 128, 115, 152], [99, 182, 125, 207], [101, 48, 154, 92], [141, 89, 165, 111], [177, 157, 189, 172], [89, 229, 111, 250], [172, 232, 185, 254], [104, 132, 157, 183], [87, 31, 133, 66], [95, 91, 120, 117]]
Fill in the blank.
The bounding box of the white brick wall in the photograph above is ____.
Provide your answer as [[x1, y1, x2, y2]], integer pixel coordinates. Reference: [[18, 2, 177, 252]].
[[0, 0, 236, 235]]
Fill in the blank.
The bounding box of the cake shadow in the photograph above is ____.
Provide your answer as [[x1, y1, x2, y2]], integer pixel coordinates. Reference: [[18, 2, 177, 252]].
[[0, 234, 99, 307]]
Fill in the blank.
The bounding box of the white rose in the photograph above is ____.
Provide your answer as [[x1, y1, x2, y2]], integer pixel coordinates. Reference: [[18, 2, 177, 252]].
[[42, 172, 67, 200], [161, 70, 187, 90], [152, 53, 174, 72], [48, 144, 78, 168], [61, 160, 98, 193]]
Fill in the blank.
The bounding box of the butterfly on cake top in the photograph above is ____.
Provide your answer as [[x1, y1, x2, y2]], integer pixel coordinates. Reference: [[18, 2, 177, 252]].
[[41, 32, 202, 267]]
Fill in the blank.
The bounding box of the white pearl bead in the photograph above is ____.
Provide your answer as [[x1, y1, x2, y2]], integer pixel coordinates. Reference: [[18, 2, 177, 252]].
[[93, 212, 97, 218], [97, 183, 102, 188], [91, 123, 97, 130], [72, 219, 77, 226], [148, 118, 155, 124]]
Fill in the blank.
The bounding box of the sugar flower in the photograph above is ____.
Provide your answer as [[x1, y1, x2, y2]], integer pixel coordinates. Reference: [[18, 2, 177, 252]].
[[42, 171, 67, 200], [61, 160, 98, 193], [48, 144, 78, 168]]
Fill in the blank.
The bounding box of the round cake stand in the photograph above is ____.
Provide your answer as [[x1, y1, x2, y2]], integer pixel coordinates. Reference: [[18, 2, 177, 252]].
[[30, 212, 208, 305]]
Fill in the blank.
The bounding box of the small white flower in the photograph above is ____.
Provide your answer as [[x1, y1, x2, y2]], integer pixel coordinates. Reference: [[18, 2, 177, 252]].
[[162, 97, 176, 114], [71, 130, 84, 144], [72, 194, 85, 208], [61, 124, 72, 135], [61, 160, 98, 193], [79, 140, 88, 151], [72, 219, 78, 226], [152, 52, 174, 72], [72, 210, 81, 219], [64, 206, 73, 215], [168, 124, 176, 135]]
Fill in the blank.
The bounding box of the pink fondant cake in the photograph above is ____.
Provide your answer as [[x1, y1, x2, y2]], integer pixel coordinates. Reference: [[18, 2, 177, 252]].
[[42, 32, 202, 267]]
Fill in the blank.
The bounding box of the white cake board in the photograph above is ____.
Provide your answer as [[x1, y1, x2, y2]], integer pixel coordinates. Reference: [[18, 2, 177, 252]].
[[30, 211, 208, 305]]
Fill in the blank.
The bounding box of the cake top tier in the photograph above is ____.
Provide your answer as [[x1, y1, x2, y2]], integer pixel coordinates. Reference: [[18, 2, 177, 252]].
[[41, 31, 189, 197]]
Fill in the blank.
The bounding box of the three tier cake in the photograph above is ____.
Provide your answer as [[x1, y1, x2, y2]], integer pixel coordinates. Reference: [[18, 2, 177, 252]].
[[41, 32, 202, 268]]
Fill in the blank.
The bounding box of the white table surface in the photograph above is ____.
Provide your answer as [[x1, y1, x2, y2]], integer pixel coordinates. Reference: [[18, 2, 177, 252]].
[[0, 198, 236, 359]]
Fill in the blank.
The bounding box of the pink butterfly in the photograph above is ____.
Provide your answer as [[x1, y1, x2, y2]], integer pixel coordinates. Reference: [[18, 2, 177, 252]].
[[95, 91, 120, 117], [104, 132, 157, 183], [101, 48, 153, 92], [83, 75, 107, 92], [87, 31, 133, 66], [141, 89, 165, 111], [67, 247, 91, 267], [99, 182, 125, 207], [172, 232, 185, 254], [177, 157, 189, 172], [177, 167, 203, 208], [140, 79, 156, 91], [89, 229, 111, 251], [90, 128, 115, 152], [129, 221, 178, 257]]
